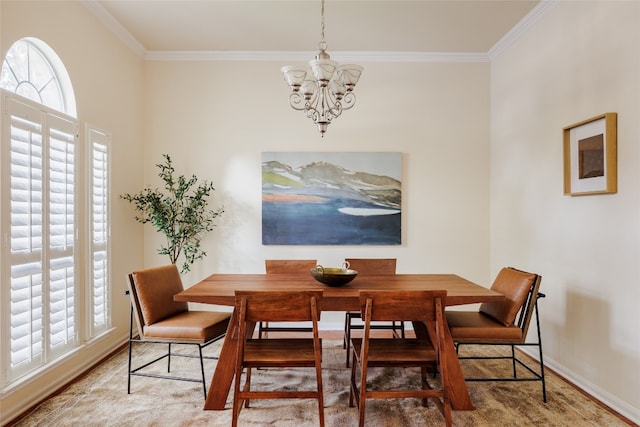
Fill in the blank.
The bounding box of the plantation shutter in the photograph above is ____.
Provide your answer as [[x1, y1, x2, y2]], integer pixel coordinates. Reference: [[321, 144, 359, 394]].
[[7, 97, 45, 377], [88, 127, 110, 336], [47, 112, 77, 358], [3, 95, 78, 380]]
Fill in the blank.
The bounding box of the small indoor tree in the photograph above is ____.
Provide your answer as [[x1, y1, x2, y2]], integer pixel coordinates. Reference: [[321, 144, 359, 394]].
[[122, 154, 224, 273]]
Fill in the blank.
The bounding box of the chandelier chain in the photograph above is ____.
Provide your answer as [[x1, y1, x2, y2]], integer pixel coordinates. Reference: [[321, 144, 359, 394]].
[[320, 0, 326, 45]]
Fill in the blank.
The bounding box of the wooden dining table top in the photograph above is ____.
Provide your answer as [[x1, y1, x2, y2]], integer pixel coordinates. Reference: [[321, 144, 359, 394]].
[[175, 273, 503, 310]]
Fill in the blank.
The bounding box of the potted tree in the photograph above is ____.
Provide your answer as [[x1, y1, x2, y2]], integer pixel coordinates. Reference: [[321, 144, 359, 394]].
[[121, 154, 224, 273]]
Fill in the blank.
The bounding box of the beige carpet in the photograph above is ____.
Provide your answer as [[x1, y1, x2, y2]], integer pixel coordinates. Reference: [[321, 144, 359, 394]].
[[11, 340, 631, 427]]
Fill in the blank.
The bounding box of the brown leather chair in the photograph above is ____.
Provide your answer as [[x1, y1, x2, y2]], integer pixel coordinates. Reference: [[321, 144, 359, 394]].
[[232, 290, 324, 427], [127, 264, 230, 398], [343, 258, 404, 367], [446, 267, 547, 402], [258, 259, 317, 338], [349, 290, 451, 427]]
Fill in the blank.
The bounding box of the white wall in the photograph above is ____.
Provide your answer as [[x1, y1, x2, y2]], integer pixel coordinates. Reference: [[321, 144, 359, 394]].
[[490, 1, 640, 423], [142, 59, 491, 327], [0, 1, 145, 423]]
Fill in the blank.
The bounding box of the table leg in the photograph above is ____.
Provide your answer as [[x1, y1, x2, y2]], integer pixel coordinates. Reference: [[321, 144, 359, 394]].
[[412, 320, 474, 410], [203, 311, 257, 410], [203, 310, 238, 410]]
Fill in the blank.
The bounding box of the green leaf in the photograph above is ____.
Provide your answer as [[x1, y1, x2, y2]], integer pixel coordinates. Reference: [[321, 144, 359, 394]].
[[121, 154, 224, 273]]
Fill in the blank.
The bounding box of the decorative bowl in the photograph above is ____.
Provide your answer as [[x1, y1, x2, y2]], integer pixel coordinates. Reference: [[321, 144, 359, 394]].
[[310, 265, 358, 287]]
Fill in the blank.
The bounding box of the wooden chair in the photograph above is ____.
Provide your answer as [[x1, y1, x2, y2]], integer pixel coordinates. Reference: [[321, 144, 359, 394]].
[[446, 267, 547, 402], [343, 258, 404, 367], [232, 290, 325, 427], [349, 290, 451, 427], [126, 264, 230, 398], [258, 259, 317, 338]]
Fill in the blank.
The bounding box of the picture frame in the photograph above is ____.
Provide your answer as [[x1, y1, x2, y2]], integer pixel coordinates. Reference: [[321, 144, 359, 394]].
[[563, 113, 617, 196], [262, 152, 402, 245]]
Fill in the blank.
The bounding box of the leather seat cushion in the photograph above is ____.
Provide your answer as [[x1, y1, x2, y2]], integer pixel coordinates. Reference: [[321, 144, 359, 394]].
[[446, 311, 523, 341], [132, 264, 189, 325], [144, 310, 231, 341], [479, 267, 536, 327]]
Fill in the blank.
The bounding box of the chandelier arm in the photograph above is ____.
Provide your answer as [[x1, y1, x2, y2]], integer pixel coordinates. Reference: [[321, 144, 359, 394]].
[[339, 91, 357, 110], [288, 91, 308, 111], [321, 88, 343, 119], [304, 91, 322, 122]]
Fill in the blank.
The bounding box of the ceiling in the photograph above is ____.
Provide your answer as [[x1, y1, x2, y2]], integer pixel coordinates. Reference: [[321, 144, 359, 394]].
[[88, 0, 540, 55]]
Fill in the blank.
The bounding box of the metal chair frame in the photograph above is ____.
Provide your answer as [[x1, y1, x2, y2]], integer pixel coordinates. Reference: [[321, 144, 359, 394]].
[[125, 291, 225, 399], [453, 272, 547, 402]]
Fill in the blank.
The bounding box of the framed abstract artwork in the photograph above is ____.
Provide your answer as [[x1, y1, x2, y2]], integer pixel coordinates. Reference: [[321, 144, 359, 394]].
[[262, 152, 402, 245], [563, 113, 617, 196]]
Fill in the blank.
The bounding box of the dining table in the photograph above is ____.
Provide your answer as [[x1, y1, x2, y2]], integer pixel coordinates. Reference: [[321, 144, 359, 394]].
[[174, 273, 504, 411]]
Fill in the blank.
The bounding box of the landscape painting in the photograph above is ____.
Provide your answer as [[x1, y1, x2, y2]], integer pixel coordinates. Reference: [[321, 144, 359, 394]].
[[262, 152, 402, 245]]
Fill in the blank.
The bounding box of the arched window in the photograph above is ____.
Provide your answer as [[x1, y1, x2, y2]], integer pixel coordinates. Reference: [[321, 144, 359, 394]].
[[1, 38, 110, 387], [1, 37, 76, 116]]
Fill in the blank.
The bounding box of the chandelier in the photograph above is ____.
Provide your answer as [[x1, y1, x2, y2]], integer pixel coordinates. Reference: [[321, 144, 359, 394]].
[[281, 0, 363, 137]]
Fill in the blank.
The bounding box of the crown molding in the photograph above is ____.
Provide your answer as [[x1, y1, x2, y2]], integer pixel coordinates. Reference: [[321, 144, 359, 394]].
[[489, 0, 557, 59], [81, 0, 146, 57]]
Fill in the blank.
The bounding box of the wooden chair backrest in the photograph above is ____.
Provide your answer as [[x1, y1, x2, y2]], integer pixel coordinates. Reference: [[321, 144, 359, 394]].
[[359, 290, 449, 378], [265, 259, 317, 274], [344, 258, 396, 275], [235, 290, 323, 323], [358, 290, 446, 323]]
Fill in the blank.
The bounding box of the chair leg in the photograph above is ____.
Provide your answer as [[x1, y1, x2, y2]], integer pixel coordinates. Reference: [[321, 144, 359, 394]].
[[534, 301, 547, 403], [391, 321, 405, 339], [343, 313, 350, 349], [232, 370, 242, 427], [538, 340, 547, 403], [167, 343, 172, 373], [358, 360, 368, 427], [511, 344, 517, 378], [127, 305, 134, 394], [443, 395, 452, 427], [345, 316, 352, 367], [258, 321, 268, 339], [349, 349, 358, 408], [244, 368, 252, 408], [198, 344, 207, 399], [232, 359, 245, 427], [315, 357, 325, 427], [420, 366, 429, 407]]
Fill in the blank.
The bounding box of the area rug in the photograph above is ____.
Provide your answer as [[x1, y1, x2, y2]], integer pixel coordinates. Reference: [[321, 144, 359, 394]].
[[11, 340, 630, 426]]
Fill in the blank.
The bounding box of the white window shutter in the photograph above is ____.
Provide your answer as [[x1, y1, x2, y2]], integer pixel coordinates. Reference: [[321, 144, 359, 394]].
[[2, 95, 79, 381], [6, 97, 46, 378], [47, 112, 77, 358], [87, 127, 110, 336]]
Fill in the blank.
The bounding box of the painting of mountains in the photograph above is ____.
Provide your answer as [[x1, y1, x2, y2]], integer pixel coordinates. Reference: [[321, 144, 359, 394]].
[[262, 152, 401, 245]]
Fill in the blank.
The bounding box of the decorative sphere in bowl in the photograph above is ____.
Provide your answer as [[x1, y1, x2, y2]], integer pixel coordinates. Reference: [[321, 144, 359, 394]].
[[310, 265, 358, 287]]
